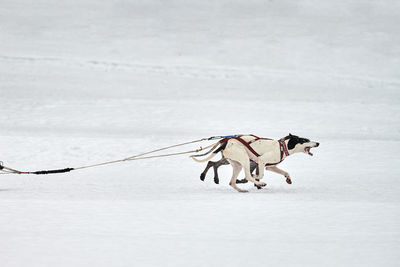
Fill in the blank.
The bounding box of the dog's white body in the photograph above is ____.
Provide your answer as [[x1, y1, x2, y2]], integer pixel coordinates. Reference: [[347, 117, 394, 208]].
[[194, 134, 319, 192]]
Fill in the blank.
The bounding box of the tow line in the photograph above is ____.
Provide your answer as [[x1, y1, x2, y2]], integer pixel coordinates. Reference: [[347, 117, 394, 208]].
[[0, 135, 239, 175]]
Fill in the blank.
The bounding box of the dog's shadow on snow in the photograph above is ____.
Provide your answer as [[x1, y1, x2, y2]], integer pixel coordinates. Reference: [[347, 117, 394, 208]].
[[200, 184, 304, 194], [256, 186, 301, 194]]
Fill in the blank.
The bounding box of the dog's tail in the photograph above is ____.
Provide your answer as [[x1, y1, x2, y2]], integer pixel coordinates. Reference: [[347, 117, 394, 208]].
[[191, 142, 227, 163]]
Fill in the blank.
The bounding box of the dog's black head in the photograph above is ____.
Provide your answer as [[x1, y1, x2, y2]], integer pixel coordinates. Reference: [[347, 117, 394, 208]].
[[286, 133, 319, 156]]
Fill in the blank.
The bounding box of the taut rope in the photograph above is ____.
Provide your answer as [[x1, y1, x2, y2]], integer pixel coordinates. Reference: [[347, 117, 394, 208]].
[[73, 139, 217, 171], [0, 136, 233, 175]]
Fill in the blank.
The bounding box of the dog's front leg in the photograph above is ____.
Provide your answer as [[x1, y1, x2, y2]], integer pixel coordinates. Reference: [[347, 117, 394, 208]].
[[266, 166, 292, 184], [253, 152, 275, 181], [237, 161, 257, 184], [224, 143, 266, 188], [253, 157, 265, 180]]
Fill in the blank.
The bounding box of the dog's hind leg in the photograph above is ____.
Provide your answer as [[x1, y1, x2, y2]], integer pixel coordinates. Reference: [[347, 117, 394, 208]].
[[200, 161, 215, 181], [211, 158, 229, 184], [200, 158, 229, 184], [228, 160, 248, 193]]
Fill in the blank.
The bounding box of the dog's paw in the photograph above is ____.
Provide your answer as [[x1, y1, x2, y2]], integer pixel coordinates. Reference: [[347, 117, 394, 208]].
[[214, 177, 219, 184], [284, 174, 292, 184], [254, 182, 266, 189], [238, 189, 249, 193], [256, 182, 267, 187], [200, 173, 206, 181], [236, 178, 248, 184]]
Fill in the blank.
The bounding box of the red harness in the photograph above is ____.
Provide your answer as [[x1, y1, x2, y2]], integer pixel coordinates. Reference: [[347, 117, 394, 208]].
[[269, 138, 290, 166], [219, 135, 289, 166]]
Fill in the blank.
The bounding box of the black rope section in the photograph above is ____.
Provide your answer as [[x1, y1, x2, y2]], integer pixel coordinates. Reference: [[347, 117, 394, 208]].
[[0, 160, 74, 175], [30, 168, 75, 175]]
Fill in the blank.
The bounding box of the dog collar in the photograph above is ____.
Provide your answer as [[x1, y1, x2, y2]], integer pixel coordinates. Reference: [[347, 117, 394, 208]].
[[279, 139, 289, 157]]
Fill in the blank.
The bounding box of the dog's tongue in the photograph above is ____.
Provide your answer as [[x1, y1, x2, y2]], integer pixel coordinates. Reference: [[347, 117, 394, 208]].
[[305, 147, 313, 156]]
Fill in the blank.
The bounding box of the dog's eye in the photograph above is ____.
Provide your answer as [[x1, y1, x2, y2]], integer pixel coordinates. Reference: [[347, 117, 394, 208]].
[[299, 138, 309, 144]]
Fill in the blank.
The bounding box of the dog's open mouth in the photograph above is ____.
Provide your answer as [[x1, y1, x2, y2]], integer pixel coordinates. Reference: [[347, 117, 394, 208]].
[[304, 147, 313, 156]]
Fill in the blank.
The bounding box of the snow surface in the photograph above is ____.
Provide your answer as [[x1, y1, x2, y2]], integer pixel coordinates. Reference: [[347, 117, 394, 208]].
[[1, 0, 399, 266]]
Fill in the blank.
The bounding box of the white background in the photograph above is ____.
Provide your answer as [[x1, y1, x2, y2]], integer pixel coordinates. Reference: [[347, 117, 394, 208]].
[[1, 1, 399, 266]]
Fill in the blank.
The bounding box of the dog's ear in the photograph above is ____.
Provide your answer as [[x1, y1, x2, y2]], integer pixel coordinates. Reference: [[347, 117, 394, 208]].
[[287, 135, 299, 150], [289, 133, 293, 137]]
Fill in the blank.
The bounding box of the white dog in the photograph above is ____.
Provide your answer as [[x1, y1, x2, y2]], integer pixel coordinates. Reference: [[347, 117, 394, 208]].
[[192, 134, 319, 192]]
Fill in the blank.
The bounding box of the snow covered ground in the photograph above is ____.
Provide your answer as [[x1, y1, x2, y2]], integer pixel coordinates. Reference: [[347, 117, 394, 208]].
[[1, 0, 399, 266]]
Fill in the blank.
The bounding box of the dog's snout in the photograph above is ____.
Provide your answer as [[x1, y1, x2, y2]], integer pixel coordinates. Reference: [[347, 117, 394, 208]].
[[315, 142, 320, 147]]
